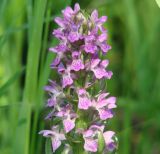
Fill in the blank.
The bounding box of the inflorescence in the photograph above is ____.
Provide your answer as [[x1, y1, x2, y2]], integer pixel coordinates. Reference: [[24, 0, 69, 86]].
[[39, 3, 117, 153]]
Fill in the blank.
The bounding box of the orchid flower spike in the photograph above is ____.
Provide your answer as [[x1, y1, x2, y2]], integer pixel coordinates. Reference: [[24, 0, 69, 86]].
[[40, 3, 117, 153]]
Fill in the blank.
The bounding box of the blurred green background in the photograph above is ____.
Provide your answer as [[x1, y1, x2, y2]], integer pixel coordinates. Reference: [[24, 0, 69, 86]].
[[0, 0, 160, 154]]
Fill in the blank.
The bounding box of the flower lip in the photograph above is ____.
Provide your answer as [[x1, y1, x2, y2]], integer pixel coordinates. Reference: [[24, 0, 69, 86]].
[[39, 126, 66, 152]]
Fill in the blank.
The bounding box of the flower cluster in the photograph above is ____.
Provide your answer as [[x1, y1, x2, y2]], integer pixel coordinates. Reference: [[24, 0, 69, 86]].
[[39, 3, 117, 153]]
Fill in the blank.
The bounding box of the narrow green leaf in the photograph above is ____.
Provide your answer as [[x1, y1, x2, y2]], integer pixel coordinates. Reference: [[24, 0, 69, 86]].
[[13, 0, 48, 153], [0, 0, 7, 21]]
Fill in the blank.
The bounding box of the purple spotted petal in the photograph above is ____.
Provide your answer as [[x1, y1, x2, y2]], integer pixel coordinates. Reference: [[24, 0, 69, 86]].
[[54, 17, 65, 28], [50, 56, 61, 67], [84, 138, 98, 152], [72, 51, 80, 58], [107, 142, 116, 151], [63, 119, 75, 133], [98, 109, 113, 120], [62, 74, 73, 88], [83, 130, 94, 138], [91, 58, 101, 68], [68, 32, 79, 42], [103, 131, 115, 151], [77, 88, 86, 95], [89, 125, 105, 132], [39, 126, 66, 152], [100, 43, 111, 53], [91, 10, 98, 21], [78, 97, 91, 110], [71, 59, 84, 71], [47, 98, 56, 107], [85, 34, 95, 42], [57, 63, 65, 73], [62, 6, 73, 18], [52, 29, 64, 40], [49, 44, 67, 53], [97, 93, 109, 102], [100, 60, 109, 67], [98, 33, 107, 42], [39, 130, 55, 137], [45, 110, 55, 120], [92, 67, 108, 79], [51, 138, 61, 152], [105, 71, 113, 79], [107, 97, 116, 109], [97, 96, 116, 108], [74, 3, 80, 13], [55, 110, 65, 117], [98, 16, 107, 24], [84, 43, 97, 53]]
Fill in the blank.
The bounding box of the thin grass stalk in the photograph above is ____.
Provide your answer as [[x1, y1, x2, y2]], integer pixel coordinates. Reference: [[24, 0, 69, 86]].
[[13, 0, 47, 153], [121, 109, 132, 154], [0, 0, 26, 150], [30, 3, 51, 153], [8, 0, 26, 144]]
